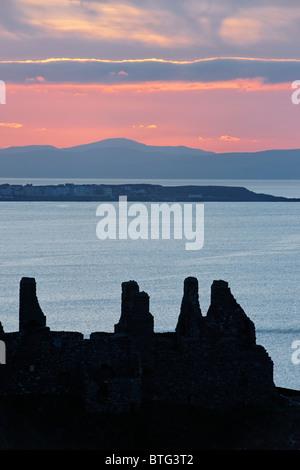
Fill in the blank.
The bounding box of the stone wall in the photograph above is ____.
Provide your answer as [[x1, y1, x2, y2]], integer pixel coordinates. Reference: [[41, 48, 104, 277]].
[[0, 276, 276, 413]]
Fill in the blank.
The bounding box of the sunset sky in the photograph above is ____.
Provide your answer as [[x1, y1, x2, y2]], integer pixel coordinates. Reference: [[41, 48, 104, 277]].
[[1, 0, 300, 152]]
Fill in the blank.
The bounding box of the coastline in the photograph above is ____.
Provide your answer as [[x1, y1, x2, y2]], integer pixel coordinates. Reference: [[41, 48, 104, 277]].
[[0, 183, 299, 202]]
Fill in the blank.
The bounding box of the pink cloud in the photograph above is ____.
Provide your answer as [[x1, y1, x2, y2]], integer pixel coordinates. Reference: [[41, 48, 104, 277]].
[[25, 76, 46, 83]]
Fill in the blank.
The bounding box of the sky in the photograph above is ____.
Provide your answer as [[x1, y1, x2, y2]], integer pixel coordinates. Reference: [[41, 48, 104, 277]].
[[0, 0, 300, 152]]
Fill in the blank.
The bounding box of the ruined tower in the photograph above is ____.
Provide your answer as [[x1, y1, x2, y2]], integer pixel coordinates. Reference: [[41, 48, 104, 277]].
[[176, 276, 203, 338], [19, 277, 47, 333], [114, 280, 154, 340], [206, 280, 256, 347]]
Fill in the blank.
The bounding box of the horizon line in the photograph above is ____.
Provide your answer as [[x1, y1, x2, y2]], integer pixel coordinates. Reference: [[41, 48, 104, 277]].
[[1, 137, 299, 154]]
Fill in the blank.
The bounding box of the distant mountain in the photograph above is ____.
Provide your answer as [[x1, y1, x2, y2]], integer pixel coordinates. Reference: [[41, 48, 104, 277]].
[[0, 138, 299, 179], [1, 145, 57, 154], [61, 138, 213, 156], [61, 138, 148, 152]]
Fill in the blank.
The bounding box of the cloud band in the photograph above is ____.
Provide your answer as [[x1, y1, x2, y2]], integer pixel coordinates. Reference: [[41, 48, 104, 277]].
[[0, 57, 299, 85]]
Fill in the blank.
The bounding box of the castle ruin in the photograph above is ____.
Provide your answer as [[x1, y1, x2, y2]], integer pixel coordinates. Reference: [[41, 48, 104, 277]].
[[0, 276, 276, 413]]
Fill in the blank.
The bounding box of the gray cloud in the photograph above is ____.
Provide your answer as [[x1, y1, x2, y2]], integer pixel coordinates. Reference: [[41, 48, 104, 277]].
[[1, 58, 300, 84], [1, 1, 300, 61], [0, 0, 43, 37]]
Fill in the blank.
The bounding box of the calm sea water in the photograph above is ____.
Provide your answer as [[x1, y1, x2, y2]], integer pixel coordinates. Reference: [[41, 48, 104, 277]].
[[0, 180, 299, 389]]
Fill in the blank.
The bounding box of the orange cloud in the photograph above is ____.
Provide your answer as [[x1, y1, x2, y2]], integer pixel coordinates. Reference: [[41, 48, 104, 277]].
[[0, 122, 23, 128], [132, 124, 157, 129], [219, 135, 240, 142], [20, 1, 187, 47], [199, 135, 252, 143], [20, 79, 285, 95], [220, 7, 300, 46], [220, 18, 262, 46]]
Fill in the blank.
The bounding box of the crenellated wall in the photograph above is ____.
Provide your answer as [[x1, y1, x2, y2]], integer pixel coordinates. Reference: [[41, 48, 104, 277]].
[[0, 276, 276, 413]]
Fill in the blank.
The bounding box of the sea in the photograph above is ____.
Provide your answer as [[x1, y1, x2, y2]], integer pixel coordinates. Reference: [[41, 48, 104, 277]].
[[0, 178, 299, 390]]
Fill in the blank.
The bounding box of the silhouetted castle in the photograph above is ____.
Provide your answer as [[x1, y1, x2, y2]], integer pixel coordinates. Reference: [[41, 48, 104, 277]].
[[0, 277, 276, 413]]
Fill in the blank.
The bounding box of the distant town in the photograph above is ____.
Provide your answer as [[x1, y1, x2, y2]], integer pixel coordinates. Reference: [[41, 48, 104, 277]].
[[0, 182, 297, 202], [0, 183, 114, 200]]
